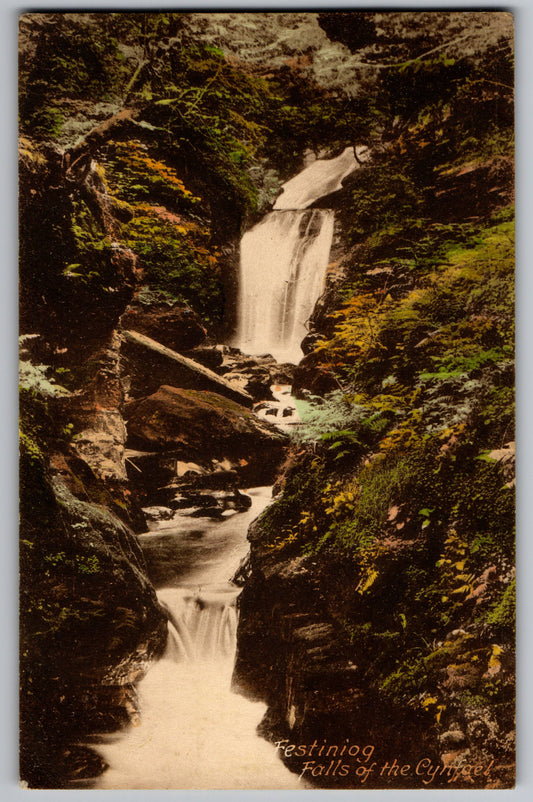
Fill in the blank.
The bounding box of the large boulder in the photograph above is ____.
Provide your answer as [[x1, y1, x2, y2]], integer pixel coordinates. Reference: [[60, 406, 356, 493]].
[[124, 385, 288, 485]]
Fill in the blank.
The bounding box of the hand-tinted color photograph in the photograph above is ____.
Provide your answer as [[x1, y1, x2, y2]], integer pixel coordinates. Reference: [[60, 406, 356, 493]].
[[18, 9, 515, 789]]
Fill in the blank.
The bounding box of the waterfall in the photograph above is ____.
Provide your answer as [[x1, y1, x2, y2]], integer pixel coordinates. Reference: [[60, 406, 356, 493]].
[[88, 487, 302, 789], [158, 585, 239, 664], [273, 146, 361, 211], [234, 209, 334, 364], [232, 146, 368, 364]]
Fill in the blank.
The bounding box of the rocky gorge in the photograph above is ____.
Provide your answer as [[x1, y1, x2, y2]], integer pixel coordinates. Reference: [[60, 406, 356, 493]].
[[19, 11, 514, 790]]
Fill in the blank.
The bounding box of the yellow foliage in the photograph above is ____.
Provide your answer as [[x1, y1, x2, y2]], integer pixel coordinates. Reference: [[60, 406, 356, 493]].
[[357, 569, 379, 594], [421, 695, 438, 708], [323, 486, 359, 518], [110, 140, 202, 203], [379, 425, 418, 455], [317, 291, 394, 361], [420, 695, 446, 722], [19, 136, 47, 168]]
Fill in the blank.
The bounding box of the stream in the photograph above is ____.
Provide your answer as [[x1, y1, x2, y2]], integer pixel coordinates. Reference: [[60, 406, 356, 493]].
[[82, 148, 367, 789], [88, 488, 302, 789]]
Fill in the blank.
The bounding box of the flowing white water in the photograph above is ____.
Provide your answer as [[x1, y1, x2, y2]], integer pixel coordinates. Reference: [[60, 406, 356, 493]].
[[89, 488, 302, 790], [232, 146, 368, 364], [233, 208, 334, 364], [273, 145, 363, 210]]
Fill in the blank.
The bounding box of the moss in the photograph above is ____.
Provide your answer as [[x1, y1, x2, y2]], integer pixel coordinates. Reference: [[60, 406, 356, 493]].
[[24, 105, 64, 140], [258, 452, 329, 549], [184, 389, 252, 417], [483, 578, 515, 633], [116, 201, 224, 323], [380, 653, 428, 698]]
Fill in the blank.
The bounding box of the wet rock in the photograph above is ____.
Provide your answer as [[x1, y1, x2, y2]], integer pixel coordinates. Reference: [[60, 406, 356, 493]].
[[189, 506, 225, 519], [172, 493, 215, 509], [124, 450, 179, 503], [125, 385, 288, 485], [218, 346, 296, 402], [178, 468, 240, 491], [55, 332, 128, 482], [176, 460, 206, 478], [19, 468, 167, 789], [232, 554, 252, 586], [439, 729, 468, 749], [142, 506, 175, 521], [292, 349, 338, 397]]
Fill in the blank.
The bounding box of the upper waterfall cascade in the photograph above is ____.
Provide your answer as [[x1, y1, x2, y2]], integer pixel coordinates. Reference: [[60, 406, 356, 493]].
[[233, 208, 334, 364], [274, 145, 366, 210], [232, 146, 368, 364]]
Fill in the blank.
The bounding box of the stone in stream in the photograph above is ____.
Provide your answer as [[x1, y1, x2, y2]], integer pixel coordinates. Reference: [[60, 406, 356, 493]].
[[189, 506, 225, 519], [124, 385, 288, 486], [218, 345, 296, 402], [142, 506, 175, 521]]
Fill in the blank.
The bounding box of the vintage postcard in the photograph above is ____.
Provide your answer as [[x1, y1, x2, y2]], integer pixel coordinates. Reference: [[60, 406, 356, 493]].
[[19, 10, 515, 789]]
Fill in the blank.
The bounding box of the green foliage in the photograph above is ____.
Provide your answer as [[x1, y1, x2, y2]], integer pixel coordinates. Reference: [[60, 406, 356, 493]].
[[347, 163, 423, 242], [58, 197, 125, 308], [20, 14, 129, 135], [105, 141, 201, 210], [121, 205, 223, 323], [19, 359, 68, 398], [318, 215, 514, 409], [419, 348, 511, 381], [24, 106, 64, 140], [43, 551, 101, 576], [20, 14, 377, 221], [379, 54, 470, 122], [295, 390, 375, 441], [380, 652, 428, 698], [259, 454, 329, 553], [484, 578, 515, 633]]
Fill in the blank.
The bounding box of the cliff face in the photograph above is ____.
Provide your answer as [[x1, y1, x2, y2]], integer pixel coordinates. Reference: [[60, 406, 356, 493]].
[[18, 13, 317, 786], [233, 14, 514, 790], [185, 11, 512, 96], [19, 413, 168, 787]]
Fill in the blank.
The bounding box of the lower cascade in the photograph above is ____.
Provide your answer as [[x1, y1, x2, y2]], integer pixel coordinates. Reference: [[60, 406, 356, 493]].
[[160, 585, 239, 663], [87, 488, 302, 790], [232, 208, 334, 364]]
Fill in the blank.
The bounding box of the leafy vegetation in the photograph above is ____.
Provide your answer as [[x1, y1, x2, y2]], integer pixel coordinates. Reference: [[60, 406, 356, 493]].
[[121, 203, 223, 324], [256, 31, 515, 755], [19, 11, 515, 786]]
